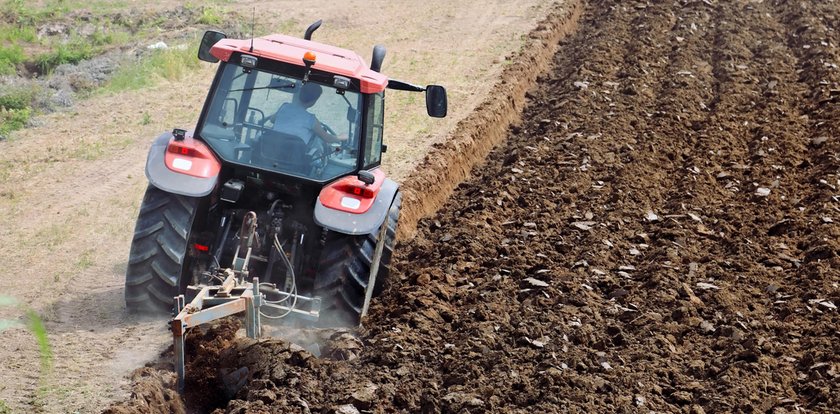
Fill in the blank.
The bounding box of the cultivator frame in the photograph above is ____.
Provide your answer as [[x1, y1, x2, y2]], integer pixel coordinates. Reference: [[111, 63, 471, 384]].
[[171, 272, 321, 393], [169, 205, 391, 392]]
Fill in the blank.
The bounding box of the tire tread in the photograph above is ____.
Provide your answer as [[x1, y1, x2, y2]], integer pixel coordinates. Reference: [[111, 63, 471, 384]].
[[124, 185, 198, 314], [314, 192, 401, 326]]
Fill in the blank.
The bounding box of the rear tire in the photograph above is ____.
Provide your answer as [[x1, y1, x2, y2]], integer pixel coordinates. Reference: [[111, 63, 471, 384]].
[[314, 192, 401, 326], [125, 185, 199, 314]]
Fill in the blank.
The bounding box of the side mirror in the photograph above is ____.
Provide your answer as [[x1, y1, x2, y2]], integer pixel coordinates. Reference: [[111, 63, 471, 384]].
[[425, 85, 447, 118], [198, 30, 226, 63]]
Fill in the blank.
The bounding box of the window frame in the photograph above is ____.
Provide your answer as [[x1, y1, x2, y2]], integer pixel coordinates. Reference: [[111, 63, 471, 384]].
[[362, 91, 385, 169]]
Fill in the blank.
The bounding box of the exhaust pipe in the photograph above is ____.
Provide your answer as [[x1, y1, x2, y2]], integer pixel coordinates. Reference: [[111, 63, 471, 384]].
[[371, 44, 386, 72], [304, 20, 322, 40]]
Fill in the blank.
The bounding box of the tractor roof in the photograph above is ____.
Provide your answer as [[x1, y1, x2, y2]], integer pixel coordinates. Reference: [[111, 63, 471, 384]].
[[210, 34, 388, 94]]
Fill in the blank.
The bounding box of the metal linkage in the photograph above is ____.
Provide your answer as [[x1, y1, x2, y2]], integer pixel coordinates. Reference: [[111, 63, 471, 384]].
[[361, 219, 389, 319], [258, 284, 321, 321], [232, 212, 258, 280], [170, 210, 322, 394]]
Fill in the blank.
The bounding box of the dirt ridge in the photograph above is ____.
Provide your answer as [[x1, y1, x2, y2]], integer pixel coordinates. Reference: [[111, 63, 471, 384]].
[[397, 0, 583, 241]]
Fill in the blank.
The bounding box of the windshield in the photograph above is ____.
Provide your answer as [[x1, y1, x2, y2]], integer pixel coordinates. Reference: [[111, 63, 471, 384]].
[[198, 63, 362, 181]]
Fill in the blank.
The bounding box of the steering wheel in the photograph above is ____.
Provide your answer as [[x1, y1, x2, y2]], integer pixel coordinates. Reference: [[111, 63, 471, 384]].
[[320, 122, 338, 137], [306, 122, 340, 177]]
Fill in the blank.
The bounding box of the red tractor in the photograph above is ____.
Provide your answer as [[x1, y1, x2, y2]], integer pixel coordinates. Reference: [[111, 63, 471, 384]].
[[124, 21, 447, 327]]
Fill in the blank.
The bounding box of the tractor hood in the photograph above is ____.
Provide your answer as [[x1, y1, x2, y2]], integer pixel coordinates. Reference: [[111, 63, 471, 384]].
[[210, 35, 389, 94]]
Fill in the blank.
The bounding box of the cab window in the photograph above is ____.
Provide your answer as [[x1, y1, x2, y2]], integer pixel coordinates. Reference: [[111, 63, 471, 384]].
[[198, 63, 363, 181], [363, 92, 384, 168]]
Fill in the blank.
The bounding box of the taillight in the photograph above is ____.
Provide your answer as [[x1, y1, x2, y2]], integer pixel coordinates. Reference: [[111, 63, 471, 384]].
[[168, 143, 205, 158], [194, 243, 210, 252], [163, 135, 221, 178], [345, 185, 375, 198]]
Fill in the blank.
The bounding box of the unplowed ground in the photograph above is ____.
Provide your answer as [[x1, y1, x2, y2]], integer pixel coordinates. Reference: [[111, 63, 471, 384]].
[[110, 0, 839, 413]]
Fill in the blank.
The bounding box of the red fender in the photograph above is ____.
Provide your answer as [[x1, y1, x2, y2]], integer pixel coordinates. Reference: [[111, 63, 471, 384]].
[[319, 169, 386, 214]]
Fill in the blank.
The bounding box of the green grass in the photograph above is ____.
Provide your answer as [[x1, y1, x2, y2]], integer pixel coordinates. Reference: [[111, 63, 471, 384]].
[[0, 25, 36, 43], [33, 223, 72, 248], [0, 399, 11, 414], [3, 0, 62, 25], [69, 139, 105, 160], [34, 0, 129, 12], [0, 44, 24, 75], [0, 295, 52, 376], [0, 1, 228, 139], [0, 85, 36, 111], [0, 107, 31, 139], [1, 0, 124, 23], [0, 19, 36, 76], [25, 308, 52, 372], [69, 134, 134, 161], [0, 85, 38, 139], [76, 249, 95, 270], [34, 39, 94, 74], [104, 45, 200, 92], [89, 27, 132, 47], [196, 6, 223, 25], [276, 18, 298, 35], [0, 160, 12, 181]]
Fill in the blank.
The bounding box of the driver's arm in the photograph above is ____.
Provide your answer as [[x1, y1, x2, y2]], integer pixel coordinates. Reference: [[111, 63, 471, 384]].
[[312, 118, 346, 143]]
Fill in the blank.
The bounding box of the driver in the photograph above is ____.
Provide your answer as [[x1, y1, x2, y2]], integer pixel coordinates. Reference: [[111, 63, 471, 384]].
[[270, 82, 345, 144]]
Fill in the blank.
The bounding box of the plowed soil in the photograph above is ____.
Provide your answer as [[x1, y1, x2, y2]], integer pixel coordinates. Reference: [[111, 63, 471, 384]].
[[110, 0, 839, 413]]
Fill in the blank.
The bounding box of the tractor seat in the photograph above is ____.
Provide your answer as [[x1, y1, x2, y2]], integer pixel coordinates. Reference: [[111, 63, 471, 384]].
[[255, 130, 310, 175]]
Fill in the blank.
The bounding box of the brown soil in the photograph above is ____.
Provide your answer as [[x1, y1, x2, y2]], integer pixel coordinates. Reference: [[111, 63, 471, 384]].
[[101, 367, 184, 414], [398, 1, 583, 240], [109, 0, 840, 413], [104, 320, 240, 414]]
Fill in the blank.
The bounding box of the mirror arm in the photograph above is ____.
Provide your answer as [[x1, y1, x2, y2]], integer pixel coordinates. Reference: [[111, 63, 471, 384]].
[[386, 79, 425, 92]]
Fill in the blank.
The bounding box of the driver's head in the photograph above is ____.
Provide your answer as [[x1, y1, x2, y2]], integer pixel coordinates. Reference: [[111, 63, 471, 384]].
[[298, 82, 323, 108]]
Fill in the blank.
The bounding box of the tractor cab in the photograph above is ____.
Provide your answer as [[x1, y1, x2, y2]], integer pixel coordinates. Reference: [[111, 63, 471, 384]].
[[194, 27, 446, 183]]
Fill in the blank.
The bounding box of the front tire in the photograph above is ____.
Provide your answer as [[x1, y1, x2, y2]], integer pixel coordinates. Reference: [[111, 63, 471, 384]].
[[314, 192, 401, 326], [124, 185, 199, 314]]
